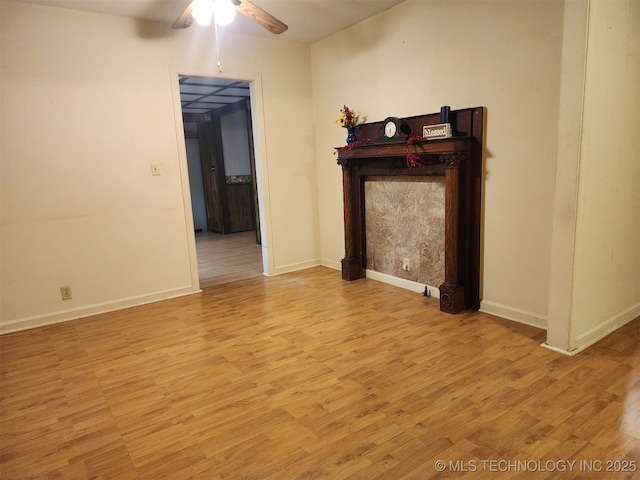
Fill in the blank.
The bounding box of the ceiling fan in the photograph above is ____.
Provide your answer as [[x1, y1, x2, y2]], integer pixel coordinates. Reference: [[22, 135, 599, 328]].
[[172, 0, 288, 35]]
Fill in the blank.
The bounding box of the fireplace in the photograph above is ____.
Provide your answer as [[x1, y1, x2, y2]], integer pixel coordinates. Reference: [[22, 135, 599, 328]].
[[336, 107, 484, 314]]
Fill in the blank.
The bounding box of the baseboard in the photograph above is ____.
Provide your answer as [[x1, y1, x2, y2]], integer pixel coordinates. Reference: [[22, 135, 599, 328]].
[[320, 258, 341, 271], [480, 300, 548, 329], [540, 342, 577, 356], [317, 262, 439, 298], [270, 258, 322, 276], [0, 286, 201, 335], [365, 269, 439, 297], [574, 302, 640, 352]]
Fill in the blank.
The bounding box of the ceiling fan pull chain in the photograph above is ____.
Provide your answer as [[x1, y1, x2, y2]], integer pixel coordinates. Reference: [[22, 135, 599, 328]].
[[213, 16, 223, 73]]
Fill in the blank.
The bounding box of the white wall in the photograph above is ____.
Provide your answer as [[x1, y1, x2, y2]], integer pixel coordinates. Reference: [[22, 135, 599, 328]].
[[312, 0, 566, 328], [568, 0, 640, 351], [221, 108, 251, 176], [0, 0, 318, 332]]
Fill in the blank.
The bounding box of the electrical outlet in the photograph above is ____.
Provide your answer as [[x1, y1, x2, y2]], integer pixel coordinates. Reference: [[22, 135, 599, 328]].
[[60, 286, 72, 301], [402, 257, 411, 271]]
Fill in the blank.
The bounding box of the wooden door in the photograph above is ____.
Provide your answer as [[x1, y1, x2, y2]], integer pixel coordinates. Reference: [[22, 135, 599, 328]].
[[197, 113, 223, 233]]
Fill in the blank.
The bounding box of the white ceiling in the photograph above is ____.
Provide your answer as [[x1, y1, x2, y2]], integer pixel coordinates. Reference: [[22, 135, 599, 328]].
[[17, 0, 407, 44]]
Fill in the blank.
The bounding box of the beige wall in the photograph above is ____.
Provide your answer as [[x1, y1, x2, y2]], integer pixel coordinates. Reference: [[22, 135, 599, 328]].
[[569, 0, 640, 351], [0, 0, 317, 331], [546, 0, 640, 354], [312, 0, 565, 328], [545, 0, 590, 352]]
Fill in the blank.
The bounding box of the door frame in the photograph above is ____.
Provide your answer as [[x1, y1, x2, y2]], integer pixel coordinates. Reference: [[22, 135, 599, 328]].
[[169, 65, 273, 290]]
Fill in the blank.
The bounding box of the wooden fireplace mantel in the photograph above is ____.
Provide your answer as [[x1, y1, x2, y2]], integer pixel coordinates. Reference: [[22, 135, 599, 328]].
[[336, 107, 484, 314]]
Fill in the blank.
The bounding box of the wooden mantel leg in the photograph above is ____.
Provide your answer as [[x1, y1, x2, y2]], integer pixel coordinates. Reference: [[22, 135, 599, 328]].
[[340, 163, 362, 280], [439, 154, 465, 313]]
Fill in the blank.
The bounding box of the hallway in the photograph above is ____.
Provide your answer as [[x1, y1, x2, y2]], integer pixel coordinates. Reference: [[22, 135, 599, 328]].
[[196, 231, 263, 288]]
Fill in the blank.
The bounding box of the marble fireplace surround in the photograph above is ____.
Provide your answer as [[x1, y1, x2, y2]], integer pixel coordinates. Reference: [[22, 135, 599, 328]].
[[365, 176, 445, 290], [336, 107, 484, 314]]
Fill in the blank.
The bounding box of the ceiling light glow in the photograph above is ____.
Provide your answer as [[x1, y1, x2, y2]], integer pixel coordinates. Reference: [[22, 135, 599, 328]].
[[192, 0, 214, 26], [213, 0, 237, 26]]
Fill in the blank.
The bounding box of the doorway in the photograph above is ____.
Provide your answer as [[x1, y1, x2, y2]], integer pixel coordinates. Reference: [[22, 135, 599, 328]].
[[179, 75, 264, 287]]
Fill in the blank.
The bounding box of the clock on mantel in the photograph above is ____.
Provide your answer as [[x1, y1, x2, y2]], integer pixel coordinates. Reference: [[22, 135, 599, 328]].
[[379, 116, 412, 142]]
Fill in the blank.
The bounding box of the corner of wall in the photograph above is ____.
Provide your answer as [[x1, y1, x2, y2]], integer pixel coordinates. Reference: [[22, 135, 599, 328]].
[[544, 0, 590, 353]]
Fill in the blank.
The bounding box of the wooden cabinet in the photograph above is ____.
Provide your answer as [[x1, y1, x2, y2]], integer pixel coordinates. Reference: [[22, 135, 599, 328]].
[[226, 181, 256, 233]]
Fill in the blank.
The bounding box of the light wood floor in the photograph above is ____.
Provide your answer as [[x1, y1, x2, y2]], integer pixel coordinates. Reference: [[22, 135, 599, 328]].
[[1, 267, 639, 479], [196, 231, 263, 288]]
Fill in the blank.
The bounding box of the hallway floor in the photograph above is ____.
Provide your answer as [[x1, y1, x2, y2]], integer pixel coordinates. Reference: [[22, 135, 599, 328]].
[[196, 230, 263, 288]]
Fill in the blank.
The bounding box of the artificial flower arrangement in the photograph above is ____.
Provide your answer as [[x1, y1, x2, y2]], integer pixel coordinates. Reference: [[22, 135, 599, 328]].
[[336, 105, 366, 129], [335, 106, 426, 169], [335, 108, 426, 169], [337, 105, 367, 144]]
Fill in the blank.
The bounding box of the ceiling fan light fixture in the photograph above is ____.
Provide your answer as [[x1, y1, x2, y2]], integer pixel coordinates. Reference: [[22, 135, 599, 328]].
[[213, 0, 237, 26], [173, 0, 286, 34], [191, 0, 215, 26]]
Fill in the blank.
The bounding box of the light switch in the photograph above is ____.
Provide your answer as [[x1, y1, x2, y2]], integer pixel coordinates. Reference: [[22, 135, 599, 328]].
[[150, 163, 161, 176]]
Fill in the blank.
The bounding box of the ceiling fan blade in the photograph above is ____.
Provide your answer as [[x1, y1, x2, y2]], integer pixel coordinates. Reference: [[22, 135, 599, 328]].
[[233, 0, 288, 35], [172, 1, 195, 29]]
